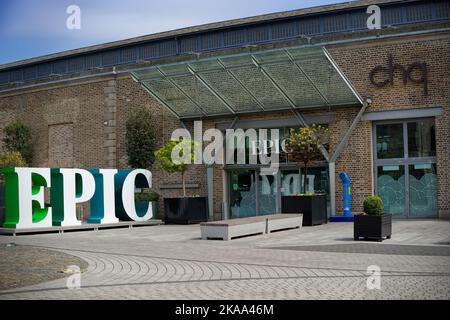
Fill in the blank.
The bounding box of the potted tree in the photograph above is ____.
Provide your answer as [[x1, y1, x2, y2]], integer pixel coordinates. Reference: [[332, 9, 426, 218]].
[[282, 125, 329, 226], [154, 139, 208, 224], [354, 196, 392, 242], [0, 151, 27, 225]]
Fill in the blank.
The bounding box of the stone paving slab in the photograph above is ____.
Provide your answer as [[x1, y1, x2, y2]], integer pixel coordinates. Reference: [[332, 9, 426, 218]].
[[270, 243, 450, 256], [0, 220, 449, 300], [0, 244, 88, 291]]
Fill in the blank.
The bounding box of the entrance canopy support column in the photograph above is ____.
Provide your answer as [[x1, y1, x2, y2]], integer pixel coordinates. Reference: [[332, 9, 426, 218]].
[[329, 100, 370, 216], [222, 116, 239, 220]]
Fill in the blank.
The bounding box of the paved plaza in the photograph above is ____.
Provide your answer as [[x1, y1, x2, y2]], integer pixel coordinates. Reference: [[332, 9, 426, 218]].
[[0, 220, 449, 300]]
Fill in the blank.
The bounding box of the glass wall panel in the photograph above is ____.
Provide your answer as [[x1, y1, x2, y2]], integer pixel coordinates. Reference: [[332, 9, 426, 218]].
[[229, 170, 256, 218], [377, 165, 406, 217], [281, 170, 301, 195], [259, 173, 277, 215], [376, 123, 404, 159], [409, 163, 437, 217]]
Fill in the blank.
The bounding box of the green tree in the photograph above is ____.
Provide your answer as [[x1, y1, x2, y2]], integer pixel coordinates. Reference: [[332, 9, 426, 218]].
[[3, 120, 33, 165], [285, 124, 329, 194], [126, 107, 155, 169], [154, 139, 196, 197]]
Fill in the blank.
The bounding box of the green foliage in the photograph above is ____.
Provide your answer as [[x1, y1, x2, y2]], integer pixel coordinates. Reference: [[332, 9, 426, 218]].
[[154, 139, 197, 174], [0, 151, 27, 185], [135, 191, 160, 202], [3, 120, 33, 165], [126, 107, 155, 169], [363, 196, 384, 215], [285, 124, 329, 194], [154, 139, 197, 197], [285, 124, 329, 165]]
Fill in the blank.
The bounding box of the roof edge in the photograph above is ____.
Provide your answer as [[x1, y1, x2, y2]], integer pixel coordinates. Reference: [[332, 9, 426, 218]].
[[0, 0, 406, 70]]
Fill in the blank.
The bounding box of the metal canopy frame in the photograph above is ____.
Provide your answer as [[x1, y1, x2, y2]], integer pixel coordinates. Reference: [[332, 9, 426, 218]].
[[130, 45, 363, 119], [130, 45, 368, 218]]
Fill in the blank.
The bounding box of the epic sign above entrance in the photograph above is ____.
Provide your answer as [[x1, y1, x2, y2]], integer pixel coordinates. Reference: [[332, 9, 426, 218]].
[[1, 167, 153, 230]]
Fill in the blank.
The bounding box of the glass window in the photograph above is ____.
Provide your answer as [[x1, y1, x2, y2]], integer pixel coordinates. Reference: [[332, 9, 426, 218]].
[[376, 123, 404, 159], [407, 120, 436, 157]]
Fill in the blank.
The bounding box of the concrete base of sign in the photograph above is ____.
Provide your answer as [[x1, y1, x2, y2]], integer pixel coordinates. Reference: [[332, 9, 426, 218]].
[[0, 219, 163, 236], [200, 214, 302, 240]]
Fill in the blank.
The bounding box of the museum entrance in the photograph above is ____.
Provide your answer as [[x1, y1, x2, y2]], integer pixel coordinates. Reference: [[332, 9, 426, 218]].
[[228, 167, 329, 219]]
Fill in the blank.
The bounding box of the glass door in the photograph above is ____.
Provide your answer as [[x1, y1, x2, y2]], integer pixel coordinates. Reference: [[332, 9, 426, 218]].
[[258, 173, 278, 215], [374, 119, 437, 218], [229, 170, 257, 219]]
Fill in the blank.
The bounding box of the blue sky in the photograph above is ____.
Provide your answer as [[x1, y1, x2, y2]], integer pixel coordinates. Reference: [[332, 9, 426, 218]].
[[0, 0, 346, 65]]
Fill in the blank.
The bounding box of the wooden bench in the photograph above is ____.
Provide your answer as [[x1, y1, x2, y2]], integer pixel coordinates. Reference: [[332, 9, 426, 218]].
[[200, 214, 302, 240]]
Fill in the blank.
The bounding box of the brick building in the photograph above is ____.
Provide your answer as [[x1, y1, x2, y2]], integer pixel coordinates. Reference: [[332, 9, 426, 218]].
[[0, 0, 449, 221]]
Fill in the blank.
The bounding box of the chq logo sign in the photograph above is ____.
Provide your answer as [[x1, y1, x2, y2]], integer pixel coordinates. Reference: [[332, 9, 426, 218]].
[[1, 167, 153, 230]]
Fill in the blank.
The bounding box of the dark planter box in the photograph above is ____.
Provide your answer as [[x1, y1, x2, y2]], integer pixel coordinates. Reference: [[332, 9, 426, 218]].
[[164, 197, 208, 224], [354, 214, 392, 242], [282, 194, 327, 226]]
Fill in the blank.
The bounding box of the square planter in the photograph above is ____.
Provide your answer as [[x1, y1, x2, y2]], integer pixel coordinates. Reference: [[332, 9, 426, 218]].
[[354, 213, 392, 242], [164, 197, 209, 224], [281, 194, 327, 226]]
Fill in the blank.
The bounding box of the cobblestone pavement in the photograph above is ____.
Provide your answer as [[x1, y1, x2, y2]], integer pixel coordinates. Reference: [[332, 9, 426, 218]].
[[0, 244, 88, 291], [0, 220, 449, 299]]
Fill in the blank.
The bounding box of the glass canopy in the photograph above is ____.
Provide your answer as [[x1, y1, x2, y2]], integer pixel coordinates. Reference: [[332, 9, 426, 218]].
[[130, 46, 363, 119]]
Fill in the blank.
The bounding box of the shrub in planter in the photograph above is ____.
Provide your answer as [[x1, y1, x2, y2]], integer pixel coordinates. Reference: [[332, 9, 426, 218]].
[[363, 196, 384, 215], [155, 139, 208, 224], [354, 196, 392, 242]]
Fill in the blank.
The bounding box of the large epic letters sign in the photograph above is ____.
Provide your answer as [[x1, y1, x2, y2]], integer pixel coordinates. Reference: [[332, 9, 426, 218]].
[[1, 167, 153, 230]]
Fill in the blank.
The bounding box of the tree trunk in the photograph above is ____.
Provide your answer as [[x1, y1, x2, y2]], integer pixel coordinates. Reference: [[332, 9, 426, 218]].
[[181, 171, 186, 198], [303, 163, 308, 194]]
